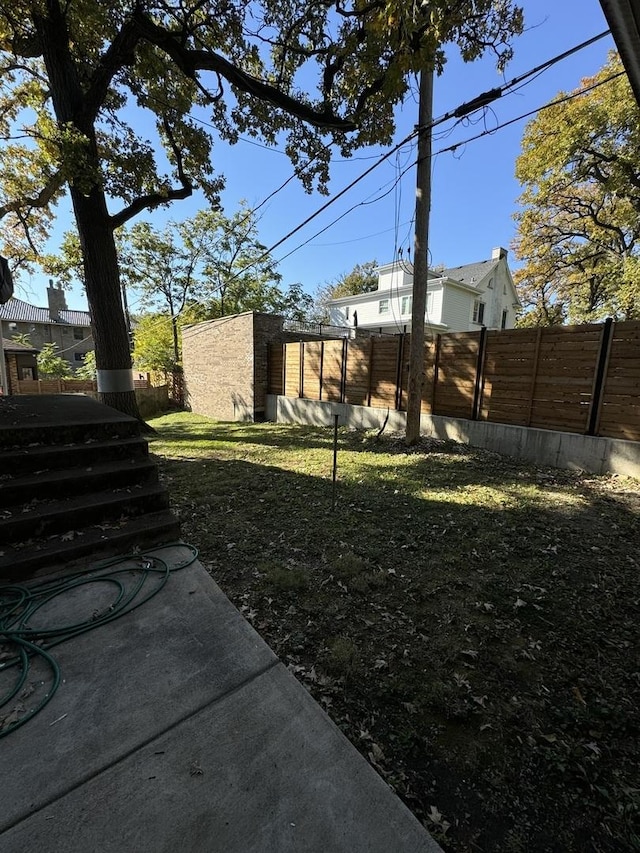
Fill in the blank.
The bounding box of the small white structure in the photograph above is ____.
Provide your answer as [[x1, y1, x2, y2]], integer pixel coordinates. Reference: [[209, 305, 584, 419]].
[[329, 247, 520, 335]]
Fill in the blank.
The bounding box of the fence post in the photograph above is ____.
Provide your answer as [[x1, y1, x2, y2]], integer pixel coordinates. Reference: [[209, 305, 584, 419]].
[[472, 326, 487, 420], [395, 333, 406, 411], [299, 341, 304, 398], [282, 344, 287, 397], [431, 334, 441, 414], [587, 317, 614, 436], [525, 327, 543, 427], [319, 341, 325, 401], [366, 338, 374, 407], [266, 342, 272, 395], [340, 338, 348, 403]]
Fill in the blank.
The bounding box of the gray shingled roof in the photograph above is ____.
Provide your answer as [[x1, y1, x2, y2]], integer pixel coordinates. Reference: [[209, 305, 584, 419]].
[[0, 297, 91, 327], [440, 258, 499, 288], [2, 337, 40, 353]]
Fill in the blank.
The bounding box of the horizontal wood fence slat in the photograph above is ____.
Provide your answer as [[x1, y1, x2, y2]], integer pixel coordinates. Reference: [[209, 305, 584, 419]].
[[14, 379, 98, 394], [267, 319, 640, 442]]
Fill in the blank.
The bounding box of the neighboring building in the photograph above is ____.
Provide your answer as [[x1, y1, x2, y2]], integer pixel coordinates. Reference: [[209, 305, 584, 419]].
[[182, 311, 285, 422], [2, 338, 40, 393], [0, 283, 93, 372], [328, 247, 520, 335]]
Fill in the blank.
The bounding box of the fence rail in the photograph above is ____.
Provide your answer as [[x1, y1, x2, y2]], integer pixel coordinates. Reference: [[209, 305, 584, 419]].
[[13, 376, 150, 395], [268, 320, 640, 442]]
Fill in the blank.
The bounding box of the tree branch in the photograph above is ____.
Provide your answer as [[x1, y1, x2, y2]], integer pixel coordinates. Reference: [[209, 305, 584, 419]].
[[132, 11, 357, 131], [83, 16, 142, 122], [110, 115, 193, 229], [0, 172, 64, 220]]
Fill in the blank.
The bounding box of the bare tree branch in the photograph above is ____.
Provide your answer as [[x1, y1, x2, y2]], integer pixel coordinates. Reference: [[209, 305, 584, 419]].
[[131, 10, 357, 131]]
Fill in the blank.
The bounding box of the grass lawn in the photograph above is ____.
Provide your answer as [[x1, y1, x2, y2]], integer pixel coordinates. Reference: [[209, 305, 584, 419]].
[[150, 412, 639, 853]]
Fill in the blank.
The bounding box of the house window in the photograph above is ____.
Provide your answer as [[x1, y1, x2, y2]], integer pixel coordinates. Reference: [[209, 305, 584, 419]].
[[73, 327, 84, 340], [473, 300, 485, 325], [345, 306, 350, 320], [503, 282, 507, 295], [74, 352, 85, 362], [378, 299, 389, 314], [401, 295, 412, 315], [501, 309, 508, 329], [487, 278, 493, 289], [8, 322, 18, 332], [426, 292, 434, 315], [62, 327, 70, 335]]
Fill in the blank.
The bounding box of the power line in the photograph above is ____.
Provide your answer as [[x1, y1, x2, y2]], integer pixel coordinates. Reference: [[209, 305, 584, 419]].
[[258, 33, 613, 257], [437, 70, 625, 157], [138, 29, 613, 271], [444, 29, 611, 123], [128, 29, 616, 324]]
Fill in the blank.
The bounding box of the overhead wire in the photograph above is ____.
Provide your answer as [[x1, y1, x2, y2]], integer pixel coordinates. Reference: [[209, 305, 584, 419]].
[[123, 28, 615, 330], [216, 30, 615, 283], [436, 70, 625, 158]]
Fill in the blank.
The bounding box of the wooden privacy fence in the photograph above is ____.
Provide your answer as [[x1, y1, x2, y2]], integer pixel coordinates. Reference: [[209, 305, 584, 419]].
[[12, 376, 150, 395], [14, 378, 98, 395], [267, 320, 640, 441]]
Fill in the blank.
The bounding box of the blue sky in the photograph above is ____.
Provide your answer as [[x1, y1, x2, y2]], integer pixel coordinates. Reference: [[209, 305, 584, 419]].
[[17, 0, 616, 312]]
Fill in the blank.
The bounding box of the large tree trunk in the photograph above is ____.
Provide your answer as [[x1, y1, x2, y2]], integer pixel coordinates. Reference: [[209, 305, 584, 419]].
[[34, 1, 139, 419], [71, 187, 139, 418]]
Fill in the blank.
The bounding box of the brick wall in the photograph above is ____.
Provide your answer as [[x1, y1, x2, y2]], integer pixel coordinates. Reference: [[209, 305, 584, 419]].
[[6, 353, 19, 394], [183, 312, 285, 422]]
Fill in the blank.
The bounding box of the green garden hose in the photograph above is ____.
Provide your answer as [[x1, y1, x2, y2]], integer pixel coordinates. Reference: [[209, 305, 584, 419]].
[[0, 542, 198, 738]]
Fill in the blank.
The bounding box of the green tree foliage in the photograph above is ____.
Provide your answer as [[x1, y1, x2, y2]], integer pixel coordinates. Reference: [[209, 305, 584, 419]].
[[514, 53, 640, 325], [179, 206, 282, 318], [8, 331, 33, 348], [0, 0, 523, 414], [131, 307, 204, 375], [276, 282, 315, 322], [75, 349, 96, 380], [331, 260, 379, 298], [120, 205, 315, 368], [37, 342, 71, 378], [313, 259, 378, 321]]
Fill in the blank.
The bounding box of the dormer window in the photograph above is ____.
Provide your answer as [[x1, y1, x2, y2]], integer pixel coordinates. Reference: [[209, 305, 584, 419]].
[[487, 278, 493, 289]]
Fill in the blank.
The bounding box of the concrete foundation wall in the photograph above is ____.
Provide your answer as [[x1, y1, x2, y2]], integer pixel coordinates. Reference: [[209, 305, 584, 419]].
[[267, 395, 640, 478], [183, 313, 285, 422]]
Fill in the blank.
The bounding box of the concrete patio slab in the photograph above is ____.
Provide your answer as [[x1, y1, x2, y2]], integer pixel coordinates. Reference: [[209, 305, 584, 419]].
[[0, 546, 441, 853]]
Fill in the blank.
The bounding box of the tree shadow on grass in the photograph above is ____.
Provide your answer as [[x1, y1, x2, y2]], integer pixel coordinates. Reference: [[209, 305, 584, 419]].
[[157, 448, 640, 853]]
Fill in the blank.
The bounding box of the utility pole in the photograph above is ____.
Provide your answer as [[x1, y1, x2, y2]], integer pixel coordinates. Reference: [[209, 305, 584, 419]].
[[406, 67, 434, 445]]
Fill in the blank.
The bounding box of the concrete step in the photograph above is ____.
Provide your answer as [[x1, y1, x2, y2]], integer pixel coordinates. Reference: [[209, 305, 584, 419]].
[[0, 483, 170, 544], [0, 395, 141, 450], [0, 458, 159, 508], [0, 417, 140, 450], [0, 435, 149, 477], [0, 510, 181, 582]]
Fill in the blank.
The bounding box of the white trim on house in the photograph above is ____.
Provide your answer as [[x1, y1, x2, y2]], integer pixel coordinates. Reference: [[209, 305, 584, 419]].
[[329, 248, 520, 334]]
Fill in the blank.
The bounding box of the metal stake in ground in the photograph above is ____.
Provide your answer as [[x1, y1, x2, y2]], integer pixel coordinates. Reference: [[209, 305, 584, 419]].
[[332, 413, 339, 511]]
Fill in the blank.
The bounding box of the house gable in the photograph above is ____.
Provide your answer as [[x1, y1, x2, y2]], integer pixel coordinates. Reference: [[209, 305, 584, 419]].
[[328, 248, 518, 333]]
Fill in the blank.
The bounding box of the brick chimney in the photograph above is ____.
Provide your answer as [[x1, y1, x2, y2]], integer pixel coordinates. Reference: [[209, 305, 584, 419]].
[[47, 279, 68, 320], [492, 247, 508, 260]]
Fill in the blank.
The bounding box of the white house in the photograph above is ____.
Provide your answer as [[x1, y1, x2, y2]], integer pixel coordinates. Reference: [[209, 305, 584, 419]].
[[329, 247, 520, 335]]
